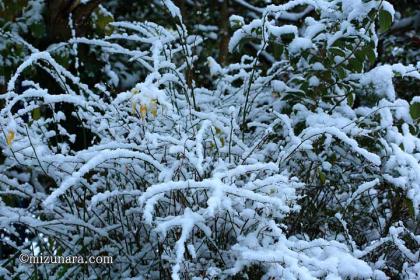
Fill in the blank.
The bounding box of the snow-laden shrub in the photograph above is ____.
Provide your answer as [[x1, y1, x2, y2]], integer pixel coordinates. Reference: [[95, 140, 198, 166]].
[[0, 0, 419, 279]]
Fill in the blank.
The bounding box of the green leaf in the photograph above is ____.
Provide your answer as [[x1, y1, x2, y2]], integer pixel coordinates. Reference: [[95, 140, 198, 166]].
[[354, 49, 364, 62], [366, 48, 376, 65], [329, 47, 346, 58], [281, 33, 295, 44], [348, 57, 363, 72], [378, 9, 392, 33], [273, 43, 284, 60], [355, 45, 376, 66], [32, 107, 41, 120], [319, 70, 334, 84], [410, 102, 420, 120], [318, 169, 326, 185], [347, 93, 354, 107], [337, 66, 346, 79], [30, 22, 46, 39], [405, 198, 415, 218], [95, 8, 114, 35]]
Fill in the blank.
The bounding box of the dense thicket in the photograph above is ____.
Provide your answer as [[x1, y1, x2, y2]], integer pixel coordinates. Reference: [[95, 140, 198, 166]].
[[0, 1, 419, 279]]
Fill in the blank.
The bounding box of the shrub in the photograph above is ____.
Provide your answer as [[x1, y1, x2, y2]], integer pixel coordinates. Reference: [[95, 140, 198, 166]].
[[0, 0, 419, 279]]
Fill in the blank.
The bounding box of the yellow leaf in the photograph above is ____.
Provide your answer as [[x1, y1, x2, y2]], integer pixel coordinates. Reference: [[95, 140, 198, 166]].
[[151, 99, 158, 117], [6, 130, 15, 145], [318, 168, 326, 185], [131, 101, 137, 114], [220, 137, 225, 147], [131, 88, 139, 94], [32, 107, 41, 120], [140, 104, 147, 119]]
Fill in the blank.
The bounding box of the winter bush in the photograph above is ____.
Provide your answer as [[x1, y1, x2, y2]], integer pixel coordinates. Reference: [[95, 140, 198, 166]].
[[0, 0, 419, 279]]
